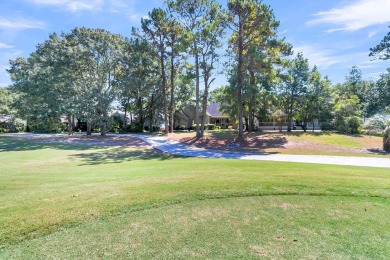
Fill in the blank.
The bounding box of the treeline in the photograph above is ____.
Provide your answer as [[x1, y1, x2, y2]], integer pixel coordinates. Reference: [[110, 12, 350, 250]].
[[3, 0, 390, 145], [212, 65, 390, 135]]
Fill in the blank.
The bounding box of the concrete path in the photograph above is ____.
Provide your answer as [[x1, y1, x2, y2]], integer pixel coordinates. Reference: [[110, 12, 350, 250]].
[[132, 134, 390, 169]]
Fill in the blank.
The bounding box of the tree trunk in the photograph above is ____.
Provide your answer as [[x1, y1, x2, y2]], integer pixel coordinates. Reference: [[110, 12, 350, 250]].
[[248, 104, 253, 132], [244, 116, 249, 132], [100, 121, 106, 136], [123, 98, 130, 129], [149, 94, 154, 133], [248, 72, 256, 132], [86, 120, 92, 135], [169, 55, 175, 134], [287, 90, 294, 132], [137, 97, 144, 132], [237, 17, 244, 138], [160, 48, 168, 135], [67, 114, 73, 135], [100, 112, 107, 136], [200, 78, 209, 137], [194, 41, 201, 138]]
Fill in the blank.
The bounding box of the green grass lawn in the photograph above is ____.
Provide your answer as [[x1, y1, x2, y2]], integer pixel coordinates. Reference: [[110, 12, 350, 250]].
[[1, 136, 390, 259]]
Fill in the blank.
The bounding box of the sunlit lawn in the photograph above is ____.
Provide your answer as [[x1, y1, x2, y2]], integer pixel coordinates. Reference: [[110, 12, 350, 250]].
[[0, 136, 389, 259]]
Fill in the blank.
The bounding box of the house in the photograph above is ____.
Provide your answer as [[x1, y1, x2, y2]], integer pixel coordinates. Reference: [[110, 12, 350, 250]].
[[174, 103, 232, 129], [174, 102, 321, 131], [206, 103, 231, 129]]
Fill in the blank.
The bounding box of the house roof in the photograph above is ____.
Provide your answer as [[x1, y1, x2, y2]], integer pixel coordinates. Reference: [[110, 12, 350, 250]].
[[206, 103, 228, 118]]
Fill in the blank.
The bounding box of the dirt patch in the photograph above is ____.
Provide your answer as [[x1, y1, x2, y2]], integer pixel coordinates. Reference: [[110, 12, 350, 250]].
[[250, 245, 268, 256], [168, 133, 287, 152]]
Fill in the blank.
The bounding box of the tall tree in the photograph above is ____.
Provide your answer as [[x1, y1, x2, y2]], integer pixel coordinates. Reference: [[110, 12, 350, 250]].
[[369, 26, 390, 152], [0, 88, 12, 116], [197, 1, 226, 137], [65, 27, 124, 136], [165, 19, 186, 133], [282, 52, 310, 132], [8, 34, 77, 133], [167, 0, 210, 138], [369, 26, 390, 61], [9, 28, 124, 135], [141, 8, 171, 134], [117, 37, 158, 132], [299, 66, 332, 131], [227, 0, 291, 137]]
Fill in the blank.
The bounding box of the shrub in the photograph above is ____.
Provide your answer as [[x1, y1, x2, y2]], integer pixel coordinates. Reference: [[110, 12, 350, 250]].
[[363, 114, 388, 135], [110, 123, 121, 133], [28, 117, 64, 133], [143, 125, 158, 132], [333, 116, 361, 134], [0, 118, 26, 133], [206, 124, 215, 130], [346, 116, 361, 134], [110, 117, 122, 133], [191, 124, 216, 130], [320, 121, 334, 131], [122, 123, 143, 133], [363, 129, 379, 136], [384, 126, 390, 152], [177, 125, 186, 131]]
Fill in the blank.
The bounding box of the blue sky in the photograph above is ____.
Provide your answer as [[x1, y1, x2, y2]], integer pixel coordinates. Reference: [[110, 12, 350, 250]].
[[0, 0, 389, 89]]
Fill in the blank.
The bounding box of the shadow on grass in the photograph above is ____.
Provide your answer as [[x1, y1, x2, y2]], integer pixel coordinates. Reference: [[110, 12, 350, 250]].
[[70, 147, 177, 166], [0, 135, 148, 153], [179, 132, 288, 153], [0, 136, 180, 164], [0, 137, 97, 152], [367, 148, 388, 155]]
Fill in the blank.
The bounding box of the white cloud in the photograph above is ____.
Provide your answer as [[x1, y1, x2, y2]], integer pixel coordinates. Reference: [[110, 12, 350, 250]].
[[307, 0, 390, 32], [26, 0, 145, 22], [0, 43, 14, 49], [0, 17, 46, 30], [367, 31, 379, 39], [293, 45, 386, 70], [293, 45, 344, 69], [357, 55, 388, 69], [279, 30, 288, 35], [128, 14, 142, 22], [27, 0, 104, 12]]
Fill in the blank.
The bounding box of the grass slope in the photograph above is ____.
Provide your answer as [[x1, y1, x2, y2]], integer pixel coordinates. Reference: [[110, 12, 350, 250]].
[[1, 136, 389, 258]]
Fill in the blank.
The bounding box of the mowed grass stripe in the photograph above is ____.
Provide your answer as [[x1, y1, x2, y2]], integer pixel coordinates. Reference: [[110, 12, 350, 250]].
[[2, 196, 389, 259]]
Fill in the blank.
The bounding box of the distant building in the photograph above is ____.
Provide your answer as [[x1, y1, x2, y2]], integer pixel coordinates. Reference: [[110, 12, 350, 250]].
[[174, 103, 232, 129], [174, 102, 321, 131], [206, 102, 231, 129]]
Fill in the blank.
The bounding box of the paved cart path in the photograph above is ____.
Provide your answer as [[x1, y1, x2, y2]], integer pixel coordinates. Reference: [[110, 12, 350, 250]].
[[132, 134, 390, 169]]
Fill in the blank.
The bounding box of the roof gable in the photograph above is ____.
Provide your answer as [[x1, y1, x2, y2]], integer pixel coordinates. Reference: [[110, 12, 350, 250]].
[[207, 103, 228, 117]]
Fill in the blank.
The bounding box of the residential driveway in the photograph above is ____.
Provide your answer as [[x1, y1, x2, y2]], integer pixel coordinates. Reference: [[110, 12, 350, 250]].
[[132, 134, 390, 169]]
